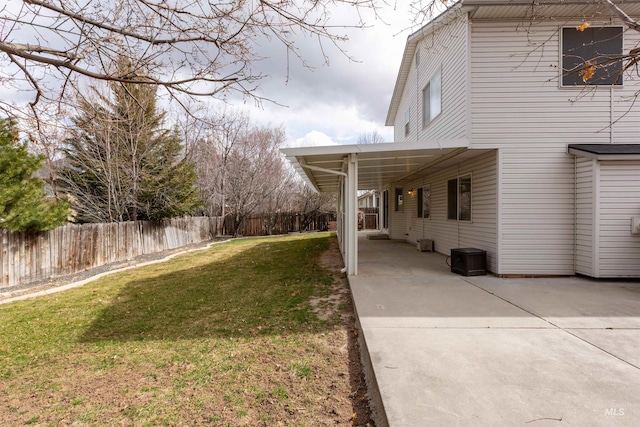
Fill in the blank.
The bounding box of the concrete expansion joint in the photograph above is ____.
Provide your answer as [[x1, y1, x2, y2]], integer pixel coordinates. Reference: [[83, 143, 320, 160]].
[[463, 279, 640, 372], [367, 326, 556, 330]]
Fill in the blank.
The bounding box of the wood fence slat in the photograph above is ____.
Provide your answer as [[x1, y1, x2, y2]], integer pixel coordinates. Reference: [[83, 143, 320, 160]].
[[0, 213, 332, 291]]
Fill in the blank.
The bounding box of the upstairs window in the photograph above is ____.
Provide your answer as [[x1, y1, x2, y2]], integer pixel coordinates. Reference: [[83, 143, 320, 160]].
[[422, 67, 442, 128], [562, 26, 623, 86], [404, 109, 410, 136]]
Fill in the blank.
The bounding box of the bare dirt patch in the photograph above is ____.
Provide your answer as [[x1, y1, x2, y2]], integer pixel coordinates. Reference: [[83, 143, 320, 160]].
[[320, 238, 374, 427]]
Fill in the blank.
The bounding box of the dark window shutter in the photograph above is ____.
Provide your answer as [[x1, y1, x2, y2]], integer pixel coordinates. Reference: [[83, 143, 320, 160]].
[[447, 178, 457, 220], [417, 187, 423, 218]]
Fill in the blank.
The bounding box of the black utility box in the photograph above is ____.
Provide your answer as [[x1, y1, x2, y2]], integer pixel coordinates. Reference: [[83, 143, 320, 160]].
[[450, 248, 487, 276]]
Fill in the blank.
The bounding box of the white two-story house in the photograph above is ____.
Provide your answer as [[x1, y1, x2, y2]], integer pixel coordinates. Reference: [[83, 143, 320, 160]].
[[283, 0, 640, 278]]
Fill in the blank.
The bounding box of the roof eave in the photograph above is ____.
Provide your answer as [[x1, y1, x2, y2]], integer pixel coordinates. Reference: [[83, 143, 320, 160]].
[[464, 0, 640, 6]]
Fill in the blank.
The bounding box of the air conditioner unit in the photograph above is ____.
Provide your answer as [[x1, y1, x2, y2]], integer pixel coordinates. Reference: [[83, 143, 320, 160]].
[[450, 248, 487, 276], [417, 239, 434, 252]]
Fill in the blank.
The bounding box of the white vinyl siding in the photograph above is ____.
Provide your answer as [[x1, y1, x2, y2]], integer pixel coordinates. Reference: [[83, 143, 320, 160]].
[[405, 151, 498, 273], [575, 157, 596, 277], [470, 21, 640, 146], [394, 15, 468, 142], [499, 146, 576, 275], [469, 20, 640, 275], [598, 161, 640, 277], [389, 185, 407, 240]]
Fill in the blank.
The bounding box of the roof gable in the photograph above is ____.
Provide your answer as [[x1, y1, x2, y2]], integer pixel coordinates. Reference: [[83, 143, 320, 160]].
[[385, 3, 465, 126]]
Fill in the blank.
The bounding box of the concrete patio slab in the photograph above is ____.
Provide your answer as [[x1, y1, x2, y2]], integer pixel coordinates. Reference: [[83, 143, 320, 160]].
[[566, 329, 640, 369], [467, 276, 640, 329], [365, 328, 639, 426], [350, 276, 549, 329], [350, 233, 640, 427]]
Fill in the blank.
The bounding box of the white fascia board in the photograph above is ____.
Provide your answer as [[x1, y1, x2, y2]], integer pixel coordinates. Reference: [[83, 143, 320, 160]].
[[281, 139, 469, 158]]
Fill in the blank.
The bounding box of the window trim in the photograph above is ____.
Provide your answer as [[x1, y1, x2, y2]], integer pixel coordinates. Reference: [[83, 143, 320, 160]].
[[417, 186, 431, 219], [560, 25, 624, 87], [422, 67, 442, 128], [422, 82, 431, 129], [394, 187, 403, 212], [447, 174, 472, 222], [383, 190, 389, 229], [404, 109, 410, 137]]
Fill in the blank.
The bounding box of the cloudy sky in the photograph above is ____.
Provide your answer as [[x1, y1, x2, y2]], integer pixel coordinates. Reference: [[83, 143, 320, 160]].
[[241, 3, 417, 148], [0, 1, 417, 148]]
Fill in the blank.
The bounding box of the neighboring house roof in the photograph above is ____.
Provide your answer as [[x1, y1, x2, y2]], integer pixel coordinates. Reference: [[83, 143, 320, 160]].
[[357, 190, 376, 201], [385, 0, 640, 126], [569, 144, 640, 160]]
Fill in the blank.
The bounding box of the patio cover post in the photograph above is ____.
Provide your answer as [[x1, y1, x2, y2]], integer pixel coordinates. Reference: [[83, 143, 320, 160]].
[[347, 153, 358, 275], [338, 175, 345, 256]]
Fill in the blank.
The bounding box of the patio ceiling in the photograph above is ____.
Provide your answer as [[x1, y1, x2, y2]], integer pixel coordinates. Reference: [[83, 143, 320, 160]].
[[282, 140, 489, 192]]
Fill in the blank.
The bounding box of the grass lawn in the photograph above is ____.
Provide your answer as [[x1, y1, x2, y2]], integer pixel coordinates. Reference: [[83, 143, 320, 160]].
[[0, 232, 367, 426]]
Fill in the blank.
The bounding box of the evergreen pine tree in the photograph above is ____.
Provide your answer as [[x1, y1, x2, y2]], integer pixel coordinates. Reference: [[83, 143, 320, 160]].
[[0, 118, 70, 232], [59, 60, 201, 222]]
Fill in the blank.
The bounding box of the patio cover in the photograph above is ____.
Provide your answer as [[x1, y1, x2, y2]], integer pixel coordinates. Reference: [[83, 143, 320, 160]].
[[282, 140, 470, 193], [281, 140, 472, 275]]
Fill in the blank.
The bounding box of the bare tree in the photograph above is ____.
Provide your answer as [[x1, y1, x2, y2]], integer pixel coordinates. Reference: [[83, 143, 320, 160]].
[[189, 108, 337, 234], [294, 185, 337, 216], [190, 109, 251, 234], [224, 125, 288, 234], [0, 0, 379, 124], [357, 130, 386, 144]]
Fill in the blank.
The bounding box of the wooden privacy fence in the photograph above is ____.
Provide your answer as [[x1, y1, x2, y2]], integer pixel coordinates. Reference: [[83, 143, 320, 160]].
[[229, 212, 331, 236], [1, 213, 333, 291], [0, 217, 220, 291]]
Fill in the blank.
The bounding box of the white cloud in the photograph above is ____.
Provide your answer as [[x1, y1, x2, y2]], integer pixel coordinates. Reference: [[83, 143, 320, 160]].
[[284, 130, 339, 148], [251, 100, 394, 147]]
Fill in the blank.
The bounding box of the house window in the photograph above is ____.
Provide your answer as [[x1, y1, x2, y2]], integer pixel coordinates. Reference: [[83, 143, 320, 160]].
[[404, 109, 410, 136], [395, 187, 403, 212], [447, 175, 471, 221], [562, 27, 623, 86], [422, 68, 442, 128], [417, 186, 431, 219]]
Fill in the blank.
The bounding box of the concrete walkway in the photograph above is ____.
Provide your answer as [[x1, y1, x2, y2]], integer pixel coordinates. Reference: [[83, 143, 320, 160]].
[[349, 233, 640, 426]]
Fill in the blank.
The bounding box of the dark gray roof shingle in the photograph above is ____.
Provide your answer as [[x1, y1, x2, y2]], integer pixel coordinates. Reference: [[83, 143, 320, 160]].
[[568, 144, 640, 155]]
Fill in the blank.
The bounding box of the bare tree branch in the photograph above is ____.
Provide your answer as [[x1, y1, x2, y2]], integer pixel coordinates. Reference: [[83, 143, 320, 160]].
[[0, 0, 380, 124], [600, 0, 640, 32]]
